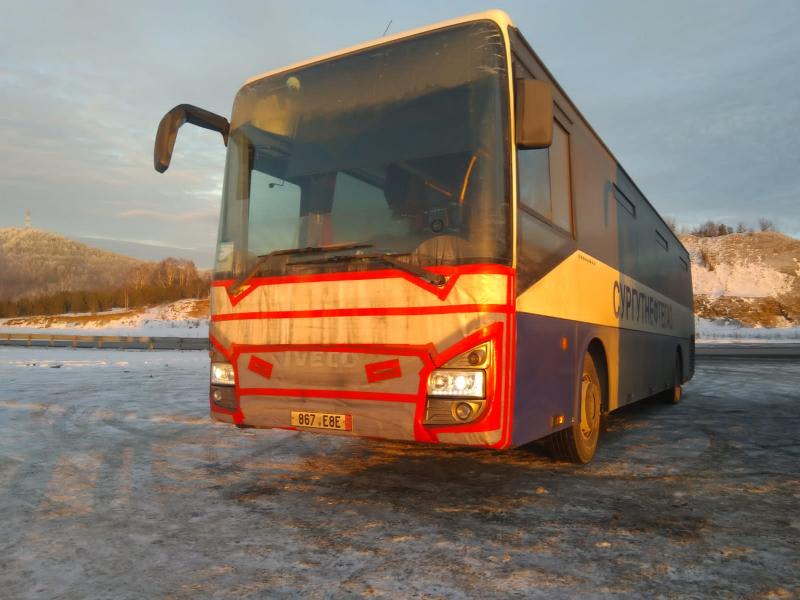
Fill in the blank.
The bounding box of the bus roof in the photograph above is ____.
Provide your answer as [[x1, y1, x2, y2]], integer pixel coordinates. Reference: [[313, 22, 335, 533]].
[[242, 9, 515, 87]]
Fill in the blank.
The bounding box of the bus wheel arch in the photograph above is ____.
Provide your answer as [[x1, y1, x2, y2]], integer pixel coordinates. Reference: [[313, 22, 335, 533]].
[[549, 339, 607, 464], [586, 338, 609, 416]]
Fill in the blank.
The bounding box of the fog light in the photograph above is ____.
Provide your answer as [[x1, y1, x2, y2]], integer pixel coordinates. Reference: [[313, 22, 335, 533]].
[[210, 385, 237, 410], [454, 402, 473, 421]]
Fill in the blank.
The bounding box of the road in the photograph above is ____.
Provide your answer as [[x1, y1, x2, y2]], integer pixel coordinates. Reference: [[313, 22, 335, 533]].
[[0, 347, 798, 599]]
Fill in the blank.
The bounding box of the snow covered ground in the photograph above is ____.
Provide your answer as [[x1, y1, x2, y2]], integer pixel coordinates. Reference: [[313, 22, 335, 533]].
[[682, 233, 799, 299], [690, 255, 793, 299], [3, 298, 799, 345], [0, 299, 209, 338], [696, 317, 800, 343], [1, 346, 797, 598]]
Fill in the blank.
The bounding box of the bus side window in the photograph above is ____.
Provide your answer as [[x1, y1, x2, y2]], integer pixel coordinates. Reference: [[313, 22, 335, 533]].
[[518, 121, 572, 234], [518, 148, 550, 217]]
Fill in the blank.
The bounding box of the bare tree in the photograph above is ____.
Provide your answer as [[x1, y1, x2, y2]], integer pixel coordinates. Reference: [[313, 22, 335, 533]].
[[758, 218, 776, 232], [153, 258, 180, 287], [176, 259, 198, 287], [126, 265, 150, 290]]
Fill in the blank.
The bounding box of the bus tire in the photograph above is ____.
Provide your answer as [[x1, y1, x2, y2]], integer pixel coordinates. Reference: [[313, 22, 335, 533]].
[[549, 350, 602, 464], [665, 352, 683, 404]]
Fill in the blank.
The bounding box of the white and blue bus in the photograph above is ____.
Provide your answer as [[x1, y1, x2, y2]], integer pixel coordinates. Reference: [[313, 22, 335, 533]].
[[154, 10, 694, 463]]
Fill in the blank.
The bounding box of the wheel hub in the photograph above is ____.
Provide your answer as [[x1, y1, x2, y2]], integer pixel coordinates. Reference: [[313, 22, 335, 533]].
[[579, 373, 598, 439]]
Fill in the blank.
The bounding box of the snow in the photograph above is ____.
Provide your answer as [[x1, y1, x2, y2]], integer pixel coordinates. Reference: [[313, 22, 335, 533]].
[[1, 345, 798, 598], [681, 232, 798, 299], [695, 317, 800, 343], [691, 260, 792, 298], [0, 299, 209, 338], [0, 346, 205, 369]]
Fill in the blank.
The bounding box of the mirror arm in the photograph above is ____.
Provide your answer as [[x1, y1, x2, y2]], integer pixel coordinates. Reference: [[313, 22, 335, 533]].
[[154, 104, 230, 173]]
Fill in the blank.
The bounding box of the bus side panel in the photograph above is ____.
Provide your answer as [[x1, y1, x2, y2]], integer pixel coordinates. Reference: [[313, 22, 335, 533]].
[[615, 328, 670, 406], [511, 312, 577, 446], [574, 323, 692, 413], [512, 316, 692, 447]]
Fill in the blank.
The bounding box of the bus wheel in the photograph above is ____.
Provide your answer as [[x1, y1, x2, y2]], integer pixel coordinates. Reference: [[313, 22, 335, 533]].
[[550, 351, 602, 464], [665, 353, 683, 404]]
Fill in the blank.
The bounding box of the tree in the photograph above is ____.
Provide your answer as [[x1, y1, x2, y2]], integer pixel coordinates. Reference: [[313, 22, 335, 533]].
[[126, 265, 151, 290], [758, 218, 776, 232], [692, 220, 733, 238]]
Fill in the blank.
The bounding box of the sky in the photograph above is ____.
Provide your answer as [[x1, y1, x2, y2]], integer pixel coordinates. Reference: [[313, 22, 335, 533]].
[[1, 0, 798, 267]]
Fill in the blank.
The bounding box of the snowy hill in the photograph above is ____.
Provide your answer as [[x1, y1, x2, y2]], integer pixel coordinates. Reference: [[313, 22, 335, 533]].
[[680, 232, 800, 330], [0, 228, 146, 301], [2, 229, 798, 341]]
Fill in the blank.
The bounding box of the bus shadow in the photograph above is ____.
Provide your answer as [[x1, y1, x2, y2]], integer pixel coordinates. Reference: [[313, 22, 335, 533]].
[[602, 393, 675, 437], [223, 395, 680, 517]]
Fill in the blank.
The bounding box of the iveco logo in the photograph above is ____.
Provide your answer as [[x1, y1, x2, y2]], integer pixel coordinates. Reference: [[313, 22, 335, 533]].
[[270, 352, 359, 369]]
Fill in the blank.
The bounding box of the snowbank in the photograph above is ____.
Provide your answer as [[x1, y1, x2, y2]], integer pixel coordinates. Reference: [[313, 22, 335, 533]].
[[695, 317, 800, 343], [0, 299, 209, 338], [691, 261, 792, 298], [683, 234, 795, 298]]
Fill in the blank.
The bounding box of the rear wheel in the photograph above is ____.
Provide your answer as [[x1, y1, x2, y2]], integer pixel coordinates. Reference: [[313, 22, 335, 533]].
[[665, 353, 683, 404], [550, 350, 602, 464]]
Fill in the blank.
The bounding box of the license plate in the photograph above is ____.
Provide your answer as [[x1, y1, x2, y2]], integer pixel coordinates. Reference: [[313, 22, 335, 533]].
[[290, 411, 352, 431]]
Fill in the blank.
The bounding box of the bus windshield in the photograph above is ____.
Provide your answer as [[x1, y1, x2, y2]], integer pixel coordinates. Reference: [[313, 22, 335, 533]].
[[214, 21, 510, 279]]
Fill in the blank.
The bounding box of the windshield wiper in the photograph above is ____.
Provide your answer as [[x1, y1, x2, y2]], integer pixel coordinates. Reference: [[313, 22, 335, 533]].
[[288, 252, 446, 287], [228, 242, 373, 295]]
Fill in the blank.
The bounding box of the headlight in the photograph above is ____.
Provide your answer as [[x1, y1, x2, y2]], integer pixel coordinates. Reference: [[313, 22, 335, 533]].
[[211, 362, 235, 386], [427, 369, 485, 398]]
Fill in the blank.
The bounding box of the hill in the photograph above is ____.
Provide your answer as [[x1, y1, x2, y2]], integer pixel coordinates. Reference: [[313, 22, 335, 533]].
[[0, 228, 146, 301], [680, 231, 800, 328], [76, 236, 214, 269]]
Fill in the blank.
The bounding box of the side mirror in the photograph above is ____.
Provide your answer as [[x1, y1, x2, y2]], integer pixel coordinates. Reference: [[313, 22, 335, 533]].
[[515, 79, 553, 149], [154, 104, 230, 173]]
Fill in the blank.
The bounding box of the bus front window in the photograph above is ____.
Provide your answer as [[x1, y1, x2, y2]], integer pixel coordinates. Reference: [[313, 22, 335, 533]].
[[214, 21, 510, 279]]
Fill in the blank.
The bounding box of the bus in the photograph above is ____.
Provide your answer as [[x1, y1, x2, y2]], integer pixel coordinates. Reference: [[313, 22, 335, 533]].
[[153, 10, 694, 463]]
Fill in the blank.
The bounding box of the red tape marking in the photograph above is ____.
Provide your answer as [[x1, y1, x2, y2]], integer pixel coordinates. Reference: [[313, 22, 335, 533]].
[[365, 358, 402, 383], [247, 355, 273, 380]]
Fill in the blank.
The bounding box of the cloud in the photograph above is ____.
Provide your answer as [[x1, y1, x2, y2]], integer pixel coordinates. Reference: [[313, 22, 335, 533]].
[[1, 0, 799, 246], [117, 208, 219, 224]]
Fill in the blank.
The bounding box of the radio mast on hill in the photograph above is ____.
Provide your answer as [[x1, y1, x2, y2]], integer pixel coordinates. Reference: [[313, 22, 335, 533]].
[[24, 209, 31, 229]]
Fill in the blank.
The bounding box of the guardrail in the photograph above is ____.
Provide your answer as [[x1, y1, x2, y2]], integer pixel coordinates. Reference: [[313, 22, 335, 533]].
[[695, 344, 800, 359], [1, 333, 798, 358], [0, 332, 209, 351]]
